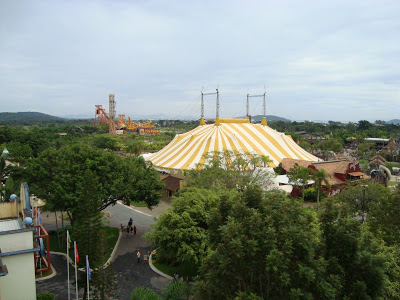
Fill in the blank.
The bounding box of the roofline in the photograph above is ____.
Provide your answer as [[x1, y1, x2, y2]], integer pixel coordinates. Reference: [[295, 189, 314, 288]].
[[0, 248, 39, 257], [0, 226, 34, 236]]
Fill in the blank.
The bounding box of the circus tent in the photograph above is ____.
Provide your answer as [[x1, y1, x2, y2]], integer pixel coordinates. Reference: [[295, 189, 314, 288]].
[[146, 118, 320, 172]]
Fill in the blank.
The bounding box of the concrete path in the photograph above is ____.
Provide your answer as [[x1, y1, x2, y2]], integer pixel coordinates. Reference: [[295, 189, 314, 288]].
[[36, 254, 83, 300], [36, 198, 172, 299]]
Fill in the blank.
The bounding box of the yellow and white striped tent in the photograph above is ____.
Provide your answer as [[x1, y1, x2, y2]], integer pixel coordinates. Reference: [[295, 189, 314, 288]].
[[147, 118, 320, 171]]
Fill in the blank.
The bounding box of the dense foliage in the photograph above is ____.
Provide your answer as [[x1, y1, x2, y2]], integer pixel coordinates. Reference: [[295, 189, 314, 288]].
[[149, 163, 400, 299], [24, 143, 164, 223]]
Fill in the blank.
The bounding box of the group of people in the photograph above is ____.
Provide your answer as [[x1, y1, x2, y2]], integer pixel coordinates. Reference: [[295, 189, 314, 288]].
[[127, 217, 137, 236]]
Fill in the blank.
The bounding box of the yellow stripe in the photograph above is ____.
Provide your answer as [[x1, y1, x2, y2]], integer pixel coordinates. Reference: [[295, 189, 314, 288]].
[[222, 125, 254, 159], [165, 132, 209, 168], [228, 124, 282, 164], [252, 125, 293, 158], [223, 126, 240, 165], [178, 129, 214, 169], [195, 134, 213, 168], [283, 136, 317, 161], [151, 126, 212, 165]]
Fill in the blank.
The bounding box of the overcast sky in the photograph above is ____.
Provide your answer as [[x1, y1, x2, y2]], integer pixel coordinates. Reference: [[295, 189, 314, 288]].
[[1, 0, 399, 122]]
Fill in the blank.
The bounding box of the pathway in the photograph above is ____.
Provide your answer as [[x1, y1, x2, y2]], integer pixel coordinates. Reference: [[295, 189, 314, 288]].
[[36, 199, 172, 299]]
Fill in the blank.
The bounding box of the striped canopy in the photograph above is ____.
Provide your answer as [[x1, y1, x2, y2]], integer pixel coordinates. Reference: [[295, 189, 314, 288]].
[[147, 118, 320, 171]]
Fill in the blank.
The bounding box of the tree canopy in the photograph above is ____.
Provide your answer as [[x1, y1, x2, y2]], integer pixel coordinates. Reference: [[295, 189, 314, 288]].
[[24, 143, 164, 224]]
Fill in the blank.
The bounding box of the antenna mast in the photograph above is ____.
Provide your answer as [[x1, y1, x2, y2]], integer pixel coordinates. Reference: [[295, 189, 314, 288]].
[[216, 88, 219, 118], [246, 93, 250, 118], [201, 92, 204, 119], [247, 88, 267, 124], [200, 88, 219, 124], [263, 85, 266, 117]]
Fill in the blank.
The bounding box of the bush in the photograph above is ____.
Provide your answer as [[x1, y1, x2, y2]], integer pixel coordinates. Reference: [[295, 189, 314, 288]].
[[304, 187, 318, 202], [130, 287, 160, 300], [37, 292, 55, 300]]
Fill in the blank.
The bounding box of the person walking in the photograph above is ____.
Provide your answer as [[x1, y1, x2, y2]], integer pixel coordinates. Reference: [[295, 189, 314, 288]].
[[137, 250, 141, 263], [133, 225, 137, 235]]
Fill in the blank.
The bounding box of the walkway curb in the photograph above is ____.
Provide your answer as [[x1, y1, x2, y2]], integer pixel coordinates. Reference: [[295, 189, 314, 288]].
[[117, 201, 153, 217], [107, 230, 122, 265], [148, 253, 173, 280], [148, 253, 195, 286], [43, 228, 122, 276], [35, 263, 57, 281]]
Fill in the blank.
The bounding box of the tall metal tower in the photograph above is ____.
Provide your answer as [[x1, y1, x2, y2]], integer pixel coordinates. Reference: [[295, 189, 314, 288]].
[[247, 89, 267, 123], [108, 94, 116, 135], [200, 88, 219, 124]]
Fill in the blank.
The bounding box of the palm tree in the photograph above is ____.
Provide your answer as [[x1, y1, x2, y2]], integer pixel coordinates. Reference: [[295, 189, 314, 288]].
[[287, 164, 310, 201], [310, 169, 330, 210]]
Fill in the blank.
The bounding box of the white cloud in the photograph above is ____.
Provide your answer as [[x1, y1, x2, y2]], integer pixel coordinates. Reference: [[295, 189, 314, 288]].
[[0, 0, 399, 122]]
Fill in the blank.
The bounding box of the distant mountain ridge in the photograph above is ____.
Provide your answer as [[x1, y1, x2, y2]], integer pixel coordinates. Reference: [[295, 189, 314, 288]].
[[0, 112, 63, 122], [0, 112, 398, 124], [238, 115, 291, 122]]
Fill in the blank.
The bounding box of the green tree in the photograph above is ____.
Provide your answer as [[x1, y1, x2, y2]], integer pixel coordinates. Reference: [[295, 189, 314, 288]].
[[319, 138, 343, 159], [73, 169, 104, 300], [196, 188, 336, 299], [320, 199, 393, 299], [91, 135, 117, 150], [91, 231, 118, 300], [146, 187, 226, 265], [310, 169, 330, 210], [358, 120, 372, 130], [130, 287, 160, 300], [3, 141, 33, 165], [366, 189, 400, 246], [126, 140, 147, 157], [187, 151, 273, 192], [161, 280, 190, 300], [25, 143, 163, 224], [335, 183, 390, 223], [130, 280, 189, 300], [287, 163, 310, 201], [3, 177, 20, 203]]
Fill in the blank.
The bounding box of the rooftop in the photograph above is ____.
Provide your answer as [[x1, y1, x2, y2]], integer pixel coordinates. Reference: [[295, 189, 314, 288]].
[[0, 219, 22, 232]]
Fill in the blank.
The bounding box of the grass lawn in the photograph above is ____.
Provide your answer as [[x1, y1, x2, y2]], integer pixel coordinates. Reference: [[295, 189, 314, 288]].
[[35, 268, 53, 279], [153, 260, 198, 281], [130, 200, 148, 207], [48, 226, 119, 264]]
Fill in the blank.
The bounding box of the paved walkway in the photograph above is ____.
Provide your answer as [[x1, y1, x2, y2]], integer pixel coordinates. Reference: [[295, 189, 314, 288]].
[[36, 254, 82, 300], [36, 199, 172, 299]]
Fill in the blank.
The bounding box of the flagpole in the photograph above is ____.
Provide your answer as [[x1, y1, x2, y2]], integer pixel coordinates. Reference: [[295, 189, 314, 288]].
[[74, 241, 78, 300], [86, 255, 90, 300], [67, 230, 70, 300]]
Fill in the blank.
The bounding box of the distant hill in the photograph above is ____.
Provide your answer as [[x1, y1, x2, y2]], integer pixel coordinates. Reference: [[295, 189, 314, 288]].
[[388, 119, 400, 125], [0, 112, 63, 122], [247, 115, 291, 122]]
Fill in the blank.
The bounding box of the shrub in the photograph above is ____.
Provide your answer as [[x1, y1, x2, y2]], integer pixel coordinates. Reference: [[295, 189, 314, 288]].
[[37, 292, 55, 300], [130, 287, 160, 300], [304, 187, 318, 202]]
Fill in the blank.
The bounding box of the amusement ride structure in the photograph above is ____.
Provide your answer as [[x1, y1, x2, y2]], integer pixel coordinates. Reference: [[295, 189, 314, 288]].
[[94, 94, 160, 135]]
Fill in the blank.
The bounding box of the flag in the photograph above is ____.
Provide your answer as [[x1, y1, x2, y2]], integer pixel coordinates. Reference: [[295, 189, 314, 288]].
[[87, 259, 91, 280], [67, 230, 71, 249], [75, 243, 79, 263], [36, 207, 39, 218], [38, 210, 42, 225]]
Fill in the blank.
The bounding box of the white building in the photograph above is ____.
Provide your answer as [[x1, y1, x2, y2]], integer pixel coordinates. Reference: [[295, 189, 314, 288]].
[[0, 182, 44, 300], [0, 219, 38, 300]]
